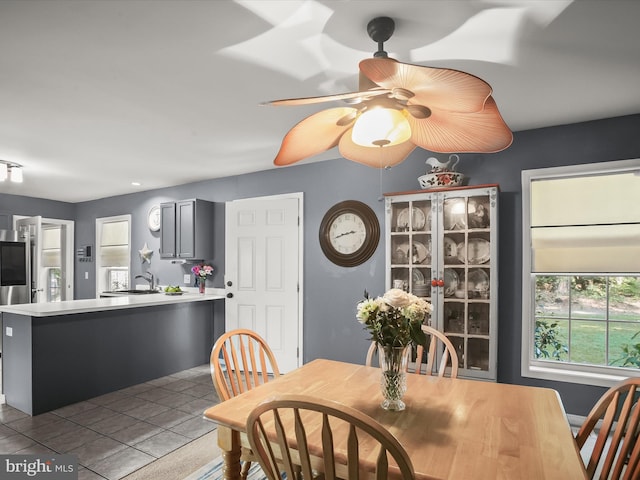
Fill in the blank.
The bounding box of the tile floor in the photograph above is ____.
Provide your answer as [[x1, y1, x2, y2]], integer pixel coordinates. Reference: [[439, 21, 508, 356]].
[[0, 364, 219, 480]]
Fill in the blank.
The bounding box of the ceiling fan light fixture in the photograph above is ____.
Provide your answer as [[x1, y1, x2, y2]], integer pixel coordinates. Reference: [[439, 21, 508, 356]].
[[351, 107, 411, 148], [266, 16, 512, 168]]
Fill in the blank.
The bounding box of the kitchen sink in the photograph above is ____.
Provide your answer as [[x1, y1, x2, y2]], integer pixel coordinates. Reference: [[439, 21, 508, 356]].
[[112, 289, 161, 295]]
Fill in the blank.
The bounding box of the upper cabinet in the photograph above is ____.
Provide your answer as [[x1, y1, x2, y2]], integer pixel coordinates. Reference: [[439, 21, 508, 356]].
[[160, 199, 214, 260], [160, 203, 176, 258], [385, 185, 499, 381]]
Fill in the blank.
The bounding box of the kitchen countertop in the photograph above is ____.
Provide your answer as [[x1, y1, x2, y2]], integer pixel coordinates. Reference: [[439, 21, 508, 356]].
[[0, 288, 225, 317]]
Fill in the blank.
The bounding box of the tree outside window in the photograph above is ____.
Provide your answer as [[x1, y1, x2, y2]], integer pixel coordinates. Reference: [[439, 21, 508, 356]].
[[534, 275, 640, 368]]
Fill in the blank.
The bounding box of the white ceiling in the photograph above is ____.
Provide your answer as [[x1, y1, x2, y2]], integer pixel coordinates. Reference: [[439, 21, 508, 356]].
[[1, 0, 639, 203]]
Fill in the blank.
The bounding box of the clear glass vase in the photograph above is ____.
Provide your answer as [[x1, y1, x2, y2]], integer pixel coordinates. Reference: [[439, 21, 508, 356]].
[[379, 345, 410, 411], [199, 278, 206, 294]]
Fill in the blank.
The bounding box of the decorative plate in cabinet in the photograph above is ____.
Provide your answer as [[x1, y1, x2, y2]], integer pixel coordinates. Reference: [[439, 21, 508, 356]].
[[457, 238, 490, 264]]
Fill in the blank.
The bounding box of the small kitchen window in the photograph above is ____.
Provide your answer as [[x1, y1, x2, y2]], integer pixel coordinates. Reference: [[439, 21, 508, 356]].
[[521, 159, 640, 387], [96, 215, 131, 295], [107, 268, 128, 291]]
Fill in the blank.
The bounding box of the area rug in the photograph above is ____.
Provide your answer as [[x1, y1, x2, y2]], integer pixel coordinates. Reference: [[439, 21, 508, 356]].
[[184, 457, 265, 480], [121, 429, 267, 480], [122, 430, 221, 480]]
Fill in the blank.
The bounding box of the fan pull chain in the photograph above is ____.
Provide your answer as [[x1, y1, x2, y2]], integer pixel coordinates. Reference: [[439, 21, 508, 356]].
[[378, 164, 390, 201]]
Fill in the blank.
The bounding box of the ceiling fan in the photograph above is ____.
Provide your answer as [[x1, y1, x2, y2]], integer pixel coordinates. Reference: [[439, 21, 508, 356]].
[[265, 16, 513, 168]]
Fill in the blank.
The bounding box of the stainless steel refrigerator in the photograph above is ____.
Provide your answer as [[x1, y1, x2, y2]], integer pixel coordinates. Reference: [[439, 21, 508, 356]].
[[0, 229, 30, 305]]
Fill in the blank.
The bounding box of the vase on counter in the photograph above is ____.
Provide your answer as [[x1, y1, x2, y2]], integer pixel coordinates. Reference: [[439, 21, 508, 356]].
[[379, 345, 410, 411], [198, 278, 206, 294]]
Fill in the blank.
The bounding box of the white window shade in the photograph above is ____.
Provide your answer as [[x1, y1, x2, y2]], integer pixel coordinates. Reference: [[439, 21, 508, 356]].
[[42, 251, 61, 268], [532, 224, 640, 272], [41, 227, 61, 268], [100, 245, 129, 267], [531, 172, 640, 226], [531, 171, 640, 273], [100, 220, 129, 267], [42, 228, 61, 248], [101, 221, 129, 246]]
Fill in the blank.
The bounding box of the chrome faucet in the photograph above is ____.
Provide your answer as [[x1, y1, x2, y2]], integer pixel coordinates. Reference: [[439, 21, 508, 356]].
[[135, 273, 155, 290]]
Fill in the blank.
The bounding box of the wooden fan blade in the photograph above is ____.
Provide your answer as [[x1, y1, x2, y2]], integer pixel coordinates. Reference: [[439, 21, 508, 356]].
[[338, 130, 416, 168], [359, 70, 379, 91], [407, 96, 513, 153], [263, 89, 390, 107], [273, 108, 357, 166], [360, 57, 492, 113]]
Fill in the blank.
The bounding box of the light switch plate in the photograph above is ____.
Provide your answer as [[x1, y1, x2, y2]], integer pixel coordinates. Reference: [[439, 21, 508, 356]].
[[6, 327, 12, 337], [184, 274, 191, 284]]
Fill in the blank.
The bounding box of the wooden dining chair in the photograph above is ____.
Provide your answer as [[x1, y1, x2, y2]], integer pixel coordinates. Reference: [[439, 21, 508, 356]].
[[413, 325, 459, 378], [365, 342, 412, 369], [575, 377, 640, 480], [246, 394, 416, 480], [210, 328, 281, 401], [365, 325, 459, 378], [210, 328, 281, 479]]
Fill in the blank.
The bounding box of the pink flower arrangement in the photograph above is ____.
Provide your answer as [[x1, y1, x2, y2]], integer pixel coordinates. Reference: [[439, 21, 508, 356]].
[[191, 264, 213, 280]]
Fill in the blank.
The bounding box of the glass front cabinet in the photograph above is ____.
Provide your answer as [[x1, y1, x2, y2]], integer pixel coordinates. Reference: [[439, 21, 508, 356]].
[[384, 185, 499, 381]]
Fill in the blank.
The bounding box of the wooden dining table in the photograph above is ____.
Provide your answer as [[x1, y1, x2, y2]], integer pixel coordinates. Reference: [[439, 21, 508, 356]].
[[203, 359, 586, 480]]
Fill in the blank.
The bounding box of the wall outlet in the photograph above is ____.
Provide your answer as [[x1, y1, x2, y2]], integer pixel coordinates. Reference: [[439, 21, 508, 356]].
[[6, 327, 12, 337], [85, 271, 89, 280], [184, 274, 191, 284]]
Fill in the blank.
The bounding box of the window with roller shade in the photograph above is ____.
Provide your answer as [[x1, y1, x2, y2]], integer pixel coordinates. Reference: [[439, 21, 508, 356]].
[[521, 159, 640, 387], [42, 226, 62, 302], [96, 215, 131, 294]]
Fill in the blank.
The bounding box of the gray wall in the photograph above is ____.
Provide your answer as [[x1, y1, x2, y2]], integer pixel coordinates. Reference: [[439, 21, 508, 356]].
[[0, 193, 75, 229], [4, 113, 640, 415]]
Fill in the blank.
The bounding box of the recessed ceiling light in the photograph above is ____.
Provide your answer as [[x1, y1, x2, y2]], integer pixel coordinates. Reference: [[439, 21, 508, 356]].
[[131, 182, 141, 186]]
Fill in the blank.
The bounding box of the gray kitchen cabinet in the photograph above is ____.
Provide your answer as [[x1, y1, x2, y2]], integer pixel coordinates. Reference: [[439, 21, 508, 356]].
[[160, 199, 214, 260], [160, 202, 176, 258]]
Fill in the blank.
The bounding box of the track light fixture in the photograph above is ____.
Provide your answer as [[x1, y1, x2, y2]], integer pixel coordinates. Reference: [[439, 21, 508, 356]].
[[0, 160, 24, 183]]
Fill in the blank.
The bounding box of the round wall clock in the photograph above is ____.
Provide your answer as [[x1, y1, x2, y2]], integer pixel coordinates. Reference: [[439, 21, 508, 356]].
[[147, 205, 161, 232], [319, 200, 380, 267]]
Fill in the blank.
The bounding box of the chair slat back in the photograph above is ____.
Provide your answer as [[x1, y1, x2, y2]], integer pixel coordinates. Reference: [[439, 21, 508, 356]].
[[247, 394, 416, 480], [365, 325, 459, 378], [365, 341, 379, 367], [210, 328, 281, 401], [575, 378, 640, 479], [414, 325, 459, 378]]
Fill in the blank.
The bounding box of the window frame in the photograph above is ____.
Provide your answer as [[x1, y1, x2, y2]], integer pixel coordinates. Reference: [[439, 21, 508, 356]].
[[521, 158, 640, 387], [106, 267, 129, 291], [95, 214, 131, 296]]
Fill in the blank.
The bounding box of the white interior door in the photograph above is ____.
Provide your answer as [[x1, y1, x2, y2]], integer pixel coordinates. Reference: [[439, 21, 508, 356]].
[[225, 194, 302, 372]]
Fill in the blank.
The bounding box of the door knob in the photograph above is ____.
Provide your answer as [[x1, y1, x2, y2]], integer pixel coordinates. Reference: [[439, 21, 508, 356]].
[[226, 293, 233, 298], [226, 281, 233, 287], [437, 279, 445, 287]]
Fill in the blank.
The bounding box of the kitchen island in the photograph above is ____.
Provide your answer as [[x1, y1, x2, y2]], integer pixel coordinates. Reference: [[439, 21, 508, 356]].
[[0, 291, 224, 415]]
